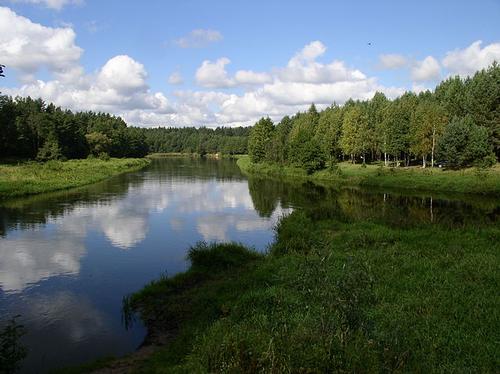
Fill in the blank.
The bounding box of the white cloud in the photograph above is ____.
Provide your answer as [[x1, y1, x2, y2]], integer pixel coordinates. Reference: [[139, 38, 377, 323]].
[[98, 55, 148, 94], [278, 41, 366, 83], [378, 54, 408, 69], [411, 56, 441, 82], [195, 58, 272, 88], [289, 40, 327, 65], [0, 8, 175, 126], [174, 28, 223, 48], [0, 6, 82, 81], [234, 70, 272, 85], [9, 0, 82, 10], [442, 40, 500, 77], [168, 71, 184, 85], [195, 57, 233, 88]]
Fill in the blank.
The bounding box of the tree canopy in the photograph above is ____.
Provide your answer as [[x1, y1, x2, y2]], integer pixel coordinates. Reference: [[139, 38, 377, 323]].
[[249, 64, 499, 170]]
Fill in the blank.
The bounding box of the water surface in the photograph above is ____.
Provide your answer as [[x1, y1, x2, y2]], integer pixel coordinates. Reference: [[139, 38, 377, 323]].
[[0, 158, 498, 373]]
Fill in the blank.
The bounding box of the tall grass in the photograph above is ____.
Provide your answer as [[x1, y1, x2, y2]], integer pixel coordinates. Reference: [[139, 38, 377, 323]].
[[0, 158, 150, 200], [118, 210, 499, 372]]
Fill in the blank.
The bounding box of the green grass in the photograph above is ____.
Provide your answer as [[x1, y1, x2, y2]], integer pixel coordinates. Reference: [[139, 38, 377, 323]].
[[0, 158, 150, 200], [114, 210, 499, 373], [237, 156, 500, 195]]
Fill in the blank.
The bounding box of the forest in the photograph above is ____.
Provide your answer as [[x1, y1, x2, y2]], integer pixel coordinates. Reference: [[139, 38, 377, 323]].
[[249, 63, 500, 172], [0, 96, 250, 161], [0, 96, 149, 160], [143, 126, 250, 155]]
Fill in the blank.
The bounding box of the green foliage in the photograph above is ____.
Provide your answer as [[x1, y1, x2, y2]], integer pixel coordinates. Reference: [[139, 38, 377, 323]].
[[141, 126, 250, 156], [315, 104, 343, 161], [298, 138, 326, 174], [85, 132, 111, 156], [244, 63, 498, 174], [0, 316, 27, 373], [438, 116, 494, 168], [36, 137, 63, 161], [0, 158, 150, 199], [120, 209, 499, 373], [187, 242, 261, 273], [410, 100, 447, 166], [0, 96, 148, 160], [237, 156, 500, 196], [98, 152, 110, 161], [271, 210, 316, 255], [248, 117, 274, 163], [341, 105, 370, 161]]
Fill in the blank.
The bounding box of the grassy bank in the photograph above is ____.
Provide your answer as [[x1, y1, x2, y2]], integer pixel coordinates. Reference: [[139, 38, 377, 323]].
[[93, 209, 499, 373], [0, 158, 150, 200], [147, 152, 202, 158], [237, 155, 500, 195], [147, 152, 243, 159]]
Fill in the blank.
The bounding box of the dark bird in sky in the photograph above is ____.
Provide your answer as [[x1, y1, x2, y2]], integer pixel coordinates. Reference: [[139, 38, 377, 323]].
[[0, 64, 5, 77], [367, 42, 372, 46]]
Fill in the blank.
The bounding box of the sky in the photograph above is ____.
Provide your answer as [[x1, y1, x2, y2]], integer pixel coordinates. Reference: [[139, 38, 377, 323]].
[[0, 0, 499, 128]]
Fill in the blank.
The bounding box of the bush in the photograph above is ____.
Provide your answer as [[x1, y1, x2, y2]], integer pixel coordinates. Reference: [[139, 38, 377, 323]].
[[36, 138, 62, 161], [98, 152, 110, 161], [43, 160, 64, 171], [187, 242, 261, 273]]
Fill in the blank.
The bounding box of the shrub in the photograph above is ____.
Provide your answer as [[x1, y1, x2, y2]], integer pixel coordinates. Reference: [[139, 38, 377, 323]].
[[98, 152, 110, 161], [271, 211, 318, 255], [187, 242, 261, 273]]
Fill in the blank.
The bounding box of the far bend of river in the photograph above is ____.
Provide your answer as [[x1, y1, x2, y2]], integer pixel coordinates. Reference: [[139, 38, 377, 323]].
[[0, 158, 499, 373]]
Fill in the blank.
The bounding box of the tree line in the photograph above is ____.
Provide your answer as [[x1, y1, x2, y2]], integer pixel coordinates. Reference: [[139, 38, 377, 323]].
[[0, 96, 250, 161], [142, 126, 250, 155], [0, 96, 149, 160], [249, 63, 499, 172]]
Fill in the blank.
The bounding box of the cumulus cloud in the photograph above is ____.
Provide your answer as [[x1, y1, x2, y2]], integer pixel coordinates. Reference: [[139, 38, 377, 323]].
[[234, 70, 272, 85], [289, 40, 326, 64], [279, 41, 366, 83], [9, 0, 82, 10], [98, 55, 148, 93], [378, 53, 408, 69], [174, 28, 223, 48], [442, 40, 500, 76], [195, 57, 272, 88], [195, 57, 233, 88], [411, 56, 441, 82], [0, 6, 82, 81]]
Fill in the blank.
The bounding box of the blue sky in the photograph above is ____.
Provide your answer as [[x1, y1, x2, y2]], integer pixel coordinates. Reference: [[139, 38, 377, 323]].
[[1, 0, 499, 127]]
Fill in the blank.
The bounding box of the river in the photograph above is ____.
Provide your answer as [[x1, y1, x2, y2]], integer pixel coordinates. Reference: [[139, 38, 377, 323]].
[[0, 158, 498, 373]]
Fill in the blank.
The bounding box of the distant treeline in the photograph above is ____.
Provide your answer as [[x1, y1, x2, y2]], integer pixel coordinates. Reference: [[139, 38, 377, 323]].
[[142, 126, 250, 155], [0, 96, 149, 160], [0, 96, 250, 160], [249, 63, 499, 172]]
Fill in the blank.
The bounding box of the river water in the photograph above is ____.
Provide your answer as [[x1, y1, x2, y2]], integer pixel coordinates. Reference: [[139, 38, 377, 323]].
[[0, 158, 498, 373]]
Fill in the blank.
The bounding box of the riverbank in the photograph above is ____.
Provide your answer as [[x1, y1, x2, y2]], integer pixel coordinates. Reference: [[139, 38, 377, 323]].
[[0, 158, 151, 200], [237, 156, 500, 195], [82, 209, 499, 373], [148, 152, 243, 159]]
